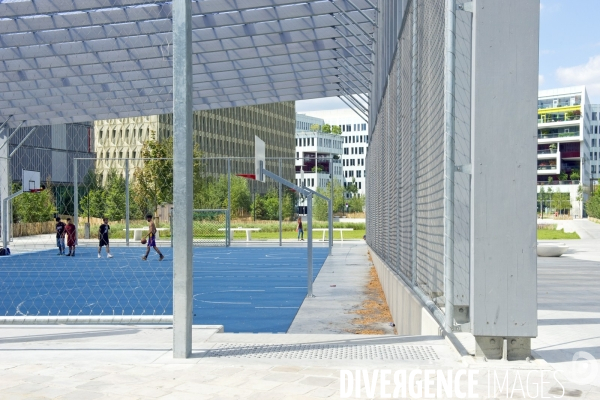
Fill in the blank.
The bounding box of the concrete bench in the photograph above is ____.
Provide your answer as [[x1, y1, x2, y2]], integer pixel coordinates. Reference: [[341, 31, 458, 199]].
[[218, 227, 261, 242], [123, 227, 169, 241]]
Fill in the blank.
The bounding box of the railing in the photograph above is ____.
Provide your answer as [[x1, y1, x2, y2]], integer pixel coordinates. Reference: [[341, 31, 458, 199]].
[[537, 180, 580, 186], [538, 103, 581, 109], [537, 165, 557, 170], [537, 149, 557, 154], [538, 115, 581, 123], [538, 132, 580, 139]]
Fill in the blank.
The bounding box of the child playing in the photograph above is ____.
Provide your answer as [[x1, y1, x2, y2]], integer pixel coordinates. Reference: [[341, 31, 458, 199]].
[[64, 218, 77, 257], [142, 214, 164, 261], [55, 217, 66, 255], [98, 217, 113, 258]]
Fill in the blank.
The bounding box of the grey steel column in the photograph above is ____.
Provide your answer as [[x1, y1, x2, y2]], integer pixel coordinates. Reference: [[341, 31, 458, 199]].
[[125, 159, 130, 247], [227, 158, 231, 247], [328, 160, 333, 256], [172, 0, 193, 359], [307, 193, 313, 297], [278, 158, 282, 246], [443, 0, 456, 332], [73, 159, 78, 239], [411, 0, 418, 286]]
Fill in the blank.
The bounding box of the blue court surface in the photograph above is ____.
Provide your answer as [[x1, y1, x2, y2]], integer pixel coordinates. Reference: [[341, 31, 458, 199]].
[[0, 247, 329, 333]]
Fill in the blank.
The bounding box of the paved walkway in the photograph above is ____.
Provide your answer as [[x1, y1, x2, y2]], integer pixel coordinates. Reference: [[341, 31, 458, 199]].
[[288, 243, 374, 334]]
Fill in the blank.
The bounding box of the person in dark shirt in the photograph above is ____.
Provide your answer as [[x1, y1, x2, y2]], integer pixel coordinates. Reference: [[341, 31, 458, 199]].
[[296, 216, 304, 241], [97, 217, 113, 258], [64, 218, 77, 257], [55, 217, 66, 255]]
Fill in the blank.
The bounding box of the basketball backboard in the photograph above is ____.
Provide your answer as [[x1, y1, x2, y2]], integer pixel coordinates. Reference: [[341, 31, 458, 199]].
[[255, 136, 265, 182], [22, 170, 41, 192]]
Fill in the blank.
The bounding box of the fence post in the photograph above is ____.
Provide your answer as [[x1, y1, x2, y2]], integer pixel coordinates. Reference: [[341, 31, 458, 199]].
[[73, 159, 78, 239], [443, 0, 456, 332], [307, 192, 313, 298], [227, 158, 231, 247], [278, 158, 282, 246], [125, 158, 130, 246]]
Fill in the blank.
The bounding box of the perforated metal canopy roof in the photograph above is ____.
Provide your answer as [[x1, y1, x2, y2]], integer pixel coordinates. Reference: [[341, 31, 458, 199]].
[[0, 0, 376, 127]]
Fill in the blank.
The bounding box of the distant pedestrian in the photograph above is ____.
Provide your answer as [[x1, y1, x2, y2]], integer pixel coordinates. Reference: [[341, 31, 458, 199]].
[[297, 217, 304, 241], [98, 217, 113, 258], [65, 218, 77, 257], [55, 217, 66, 255], [142, 214, 164, 261]]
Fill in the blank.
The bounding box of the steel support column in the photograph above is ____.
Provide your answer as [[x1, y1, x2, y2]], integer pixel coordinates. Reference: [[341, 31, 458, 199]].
[[172, 0, 193, 359]]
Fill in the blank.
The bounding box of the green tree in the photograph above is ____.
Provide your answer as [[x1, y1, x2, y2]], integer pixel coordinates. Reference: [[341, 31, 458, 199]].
[[229, 176, 252, 216], [331, 125, 342, 135], [104, 170, 127, 220], [313, 187, 330, 221], [322, 124, 331, 133], [344, 177, 359, 199], [80, 188, 106, 219], [12, 183, 56, 223], [552, 192, 571, 215], [310, 123, 321, 132], [132, 135, 202, 216]]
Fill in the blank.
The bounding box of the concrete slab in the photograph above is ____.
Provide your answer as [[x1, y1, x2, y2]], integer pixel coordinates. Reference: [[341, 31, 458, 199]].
[[287, 243, 372, 334]]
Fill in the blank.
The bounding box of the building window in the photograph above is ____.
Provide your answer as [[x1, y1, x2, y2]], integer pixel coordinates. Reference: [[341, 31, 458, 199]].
[[593, 112, 598, 121], [99, 130, 103, 139]]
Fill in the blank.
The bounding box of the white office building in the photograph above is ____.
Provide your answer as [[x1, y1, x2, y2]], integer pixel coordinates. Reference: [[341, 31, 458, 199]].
[[298, 108, 368, 197], [537, 86, 593, 217], [294, 115, 343, 209]]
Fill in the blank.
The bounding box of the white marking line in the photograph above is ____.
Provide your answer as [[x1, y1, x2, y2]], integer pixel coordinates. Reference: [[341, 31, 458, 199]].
[[274, 287, 306, 289], [255, 307, 298, 309], [198, 301, 251, 305]]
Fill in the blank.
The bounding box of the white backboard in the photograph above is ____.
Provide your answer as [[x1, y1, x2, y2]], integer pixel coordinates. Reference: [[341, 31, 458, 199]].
[[22, 170, 41, 192], [255, 136, 266, 182]]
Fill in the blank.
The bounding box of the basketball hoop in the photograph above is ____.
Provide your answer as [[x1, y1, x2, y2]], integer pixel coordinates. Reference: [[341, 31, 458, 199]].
[[236, 174, 256, 180]]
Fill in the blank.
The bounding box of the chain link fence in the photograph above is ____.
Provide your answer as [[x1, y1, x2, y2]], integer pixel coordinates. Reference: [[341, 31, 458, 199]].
[[366, 0, 472, 315]]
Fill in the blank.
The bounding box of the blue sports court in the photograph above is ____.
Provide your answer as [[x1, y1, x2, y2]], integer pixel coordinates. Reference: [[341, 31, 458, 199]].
[[0, 247, 329, 333]]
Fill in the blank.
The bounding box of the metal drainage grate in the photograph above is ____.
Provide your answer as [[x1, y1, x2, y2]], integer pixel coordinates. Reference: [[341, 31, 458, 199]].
[[204, 344, 439, 361]]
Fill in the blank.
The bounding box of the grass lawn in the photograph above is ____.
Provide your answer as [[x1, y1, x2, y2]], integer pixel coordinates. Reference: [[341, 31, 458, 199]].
[[537, 228, 580, 240], [84, 220, 366, 240]]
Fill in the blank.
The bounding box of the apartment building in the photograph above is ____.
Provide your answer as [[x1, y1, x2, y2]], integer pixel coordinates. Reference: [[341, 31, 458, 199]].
[[94, 102, 296, 187], [537, 86, 593, 216], [294, 130, 344, 209], [298, 109, 368, 197]]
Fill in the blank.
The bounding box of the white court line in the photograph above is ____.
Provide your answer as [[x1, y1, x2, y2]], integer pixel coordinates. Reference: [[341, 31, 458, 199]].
[[274, 287, 306, 289], [255, 307, 298, 309], [198, 301, 251, 305]]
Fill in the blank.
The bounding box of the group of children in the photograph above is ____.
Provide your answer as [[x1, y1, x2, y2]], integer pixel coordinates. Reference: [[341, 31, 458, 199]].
[[55, 214, 164, 261]]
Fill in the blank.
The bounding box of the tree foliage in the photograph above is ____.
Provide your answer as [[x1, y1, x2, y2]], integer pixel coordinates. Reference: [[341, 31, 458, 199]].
[[131, 136, 202, 216], [12, 182, 56, 223], [331, 125, 342, 135]]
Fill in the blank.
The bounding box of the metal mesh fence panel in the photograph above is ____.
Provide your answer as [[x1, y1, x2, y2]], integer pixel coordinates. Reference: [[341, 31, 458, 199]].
[[366, 0, 472, 311], [415, 0, 445, 298], [191, 209, 228, 246]]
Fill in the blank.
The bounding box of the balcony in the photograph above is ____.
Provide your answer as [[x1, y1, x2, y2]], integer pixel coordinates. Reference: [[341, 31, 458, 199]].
[[537, 148, 557, 154], [537, 132, 580, 140], [537, 180, 580, 186], [537, 165, 556, 171]]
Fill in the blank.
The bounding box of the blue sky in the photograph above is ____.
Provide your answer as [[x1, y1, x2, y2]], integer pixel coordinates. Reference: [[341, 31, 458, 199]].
[[539, 0, 600, 102], [298, 0, 600, 112]]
